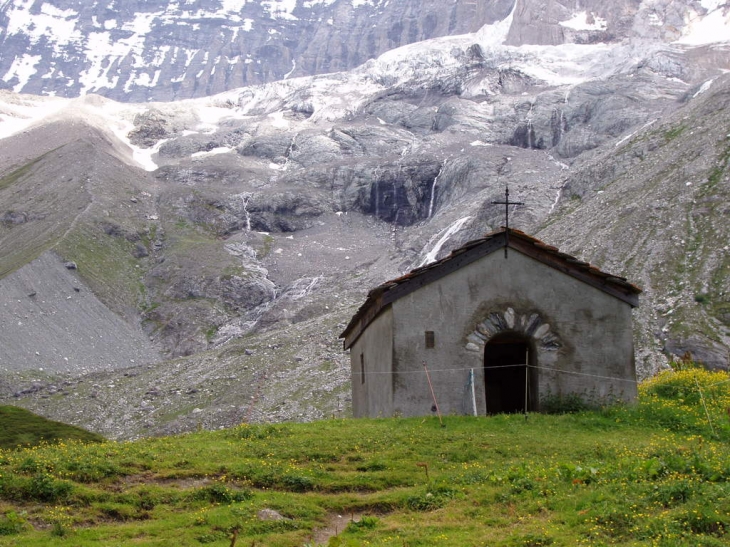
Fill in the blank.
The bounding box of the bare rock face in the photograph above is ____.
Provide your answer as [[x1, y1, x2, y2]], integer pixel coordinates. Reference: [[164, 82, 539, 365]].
[[128, 110, 171, 148], [505, 0, 634, 46], [536, 73, 730, 373], [1, 0, 724, 101], [664, 335, 729, 371], [0, 0, 514, 101], [504, 0, 715, 46]]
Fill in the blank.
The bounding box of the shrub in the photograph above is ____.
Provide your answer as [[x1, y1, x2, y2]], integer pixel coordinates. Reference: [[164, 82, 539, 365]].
[[98, 502, 149, 521], [64, 459, 123, 482], [405, 483, 457, 511], [406, 491, 444, 511], [355, 461, 387, 472], [196, 531, 227, 543], [637, 368, 730, 438], [0, 511, 27, 535], [679, 505, 728, 536], [232, 464, 277, 488], [345, 515, 378, 532], [507, 533, 554, 546], [191, 482, 252, 504], [47, 506, 73, 537], [225, 424, 290, 440], [540, 392, 591, 414], [591, 507, 636, 538], [557, 462, 599, 485], [651, 480, 694, 507], [4, 473, 75, 503], [281, 474, 315, 492]]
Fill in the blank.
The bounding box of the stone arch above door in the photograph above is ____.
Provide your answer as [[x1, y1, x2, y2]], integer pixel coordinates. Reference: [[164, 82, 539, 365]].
[[465, 307, 562, 353]]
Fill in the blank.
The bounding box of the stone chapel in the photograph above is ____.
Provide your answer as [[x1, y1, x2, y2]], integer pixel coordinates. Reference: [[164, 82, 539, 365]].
[[340, 228, 641, 418]]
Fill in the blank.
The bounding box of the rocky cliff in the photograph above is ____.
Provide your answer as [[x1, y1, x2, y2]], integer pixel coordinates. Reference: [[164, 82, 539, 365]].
[[0, 0, 514, 101], [1, 0, 727, 101]]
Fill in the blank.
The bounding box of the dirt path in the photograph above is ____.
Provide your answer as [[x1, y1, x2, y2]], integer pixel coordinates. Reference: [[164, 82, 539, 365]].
[[311, 513, 355, 544]]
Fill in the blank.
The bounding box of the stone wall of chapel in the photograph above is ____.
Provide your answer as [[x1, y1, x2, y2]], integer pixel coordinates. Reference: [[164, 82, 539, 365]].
[[390, 249, 636, 417], [350, 306, 394, 417]]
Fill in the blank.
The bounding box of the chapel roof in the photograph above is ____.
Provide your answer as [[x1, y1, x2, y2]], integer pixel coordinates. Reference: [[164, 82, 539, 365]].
[[340, 228, 641, 350]]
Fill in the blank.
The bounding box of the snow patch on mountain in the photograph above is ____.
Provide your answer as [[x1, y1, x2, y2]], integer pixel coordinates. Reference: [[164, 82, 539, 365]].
[[0, 10, 693, 152], [0, 0, 314, 96], [78, 32, 125, 93], [351, 0, 386, 8], [2, 0, 728, 100], [5, 1, 81, 46], [0, 1, 728, 170], [676, 3, 730, 45], [268, 110, 289, 128], [192, 146, 234, 158], [511, 43, 616, 86], [700, 0, 725, 9], [0, 92, 66, 138], [130, 140, 164, 171], [0, 86, 253, 172], [261, 0, 298, 20], [302, 0, 336, 7], [2, 55, 42, 93], [227, 13, 633, 122], [559, 11, 607, 31], [695, 79, 715, 98], [220, 0, 254, 12], [476, 3, 515, 45]]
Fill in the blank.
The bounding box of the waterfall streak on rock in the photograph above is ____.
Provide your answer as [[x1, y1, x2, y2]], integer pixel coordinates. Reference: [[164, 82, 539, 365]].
[[428, 163, 444, 218], [615, 118, 657, 147], [240, 193, 252, 231], [549, 184, 565, 214], [287, 276, 322, 301], [418, 216, 472, 267]]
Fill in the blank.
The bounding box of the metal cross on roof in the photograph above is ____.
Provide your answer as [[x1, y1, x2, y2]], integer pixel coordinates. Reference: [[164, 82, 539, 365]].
[[492, 185, 524, 258]]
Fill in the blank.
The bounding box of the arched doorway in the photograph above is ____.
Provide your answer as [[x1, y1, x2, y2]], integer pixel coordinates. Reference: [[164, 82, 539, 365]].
[[484, 332, 537, 414]]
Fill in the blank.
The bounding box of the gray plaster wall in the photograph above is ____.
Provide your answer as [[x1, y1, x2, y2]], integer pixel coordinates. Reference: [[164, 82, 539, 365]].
[[350, 306, 394, 417], [388, 249, 637, 417]]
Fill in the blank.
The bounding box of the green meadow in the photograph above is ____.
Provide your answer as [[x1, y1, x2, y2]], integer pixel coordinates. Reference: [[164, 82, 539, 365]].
[[1, 366, 729, 546]]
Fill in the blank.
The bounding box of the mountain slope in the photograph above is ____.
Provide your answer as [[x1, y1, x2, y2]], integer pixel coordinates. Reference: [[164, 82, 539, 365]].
[[0, 404, 104, 448], [0, 2, 729, 438], [537, 73, 730, 371]]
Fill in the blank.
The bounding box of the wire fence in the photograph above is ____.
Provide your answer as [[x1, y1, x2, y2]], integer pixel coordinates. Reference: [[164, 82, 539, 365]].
[[351, 361, 638, 384], [350, 360, 730, 435]]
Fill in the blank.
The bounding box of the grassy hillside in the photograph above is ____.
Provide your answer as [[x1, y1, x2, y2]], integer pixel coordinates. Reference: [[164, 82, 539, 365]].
[[0, 406, 104, 450], [0, 367, 729, 546]]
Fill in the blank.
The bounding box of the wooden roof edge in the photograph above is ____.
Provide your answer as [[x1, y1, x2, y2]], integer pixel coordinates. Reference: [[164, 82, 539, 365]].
[[510, 230, 642, 291], [342, 300, 389, 350], [507, 235, 642, 306]]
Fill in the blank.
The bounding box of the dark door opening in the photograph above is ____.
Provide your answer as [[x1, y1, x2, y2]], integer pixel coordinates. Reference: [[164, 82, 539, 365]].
[[484, 334, 536, 414]]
